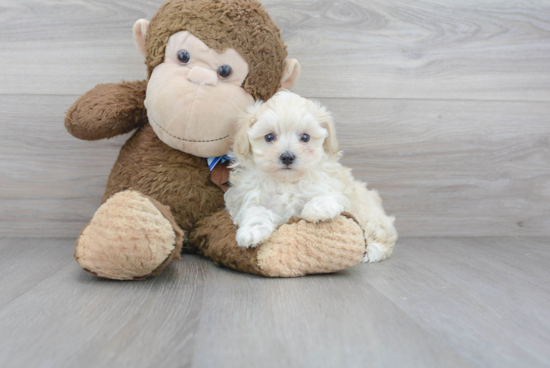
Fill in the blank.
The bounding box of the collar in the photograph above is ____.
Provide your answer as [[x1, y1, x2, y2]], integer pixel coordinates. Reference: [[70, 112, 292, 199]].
[[207, 155, 231, 171]]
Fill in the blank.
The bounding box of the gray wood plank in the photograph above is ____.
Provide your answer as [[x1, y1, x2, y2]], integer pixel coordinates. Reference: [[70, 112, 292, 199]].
[[0, 0, 549, 101], [191, 264, 474, 368], [1, 237, 549, 367], [0, 238, 72, 308], [2, 95, 548, 237], [0, 251, 207, 368], [360, 237, 550, 368]]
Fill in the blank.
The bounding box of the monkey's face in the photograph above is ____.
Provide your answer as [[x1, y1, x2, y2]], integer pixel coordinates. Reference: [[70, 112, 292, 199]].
[[145, 31, 255, 157]]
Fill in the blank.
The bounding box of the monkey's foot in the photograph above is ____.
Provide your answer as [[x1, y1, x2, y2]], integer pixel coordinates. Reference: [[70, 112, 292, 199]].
[[74, 190, 184, 280], [256, 214, 365, 277]]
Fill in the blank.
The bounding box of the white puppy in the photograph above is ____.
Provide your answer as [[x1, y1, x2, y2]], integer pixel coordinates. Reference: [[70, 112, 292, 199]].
[[225, 91, 397, 262]]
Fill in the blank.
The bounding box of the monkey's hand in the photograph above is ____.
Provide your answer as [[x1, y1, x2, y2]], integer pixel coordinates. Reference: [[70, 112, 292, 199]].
[[65, 80, 148, 140]]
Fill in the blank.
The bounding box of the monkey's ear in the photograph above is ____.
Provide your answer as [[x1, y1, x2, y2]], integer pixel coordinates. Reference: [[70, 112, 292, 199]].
[[133, 19, 150, 58], [280, 59, 301, 90]]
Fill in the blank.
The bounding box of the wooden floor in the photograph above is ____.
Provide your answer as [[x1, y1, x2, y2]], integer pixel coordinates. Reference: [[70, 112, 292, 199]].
[[0, 237, 548, 368]]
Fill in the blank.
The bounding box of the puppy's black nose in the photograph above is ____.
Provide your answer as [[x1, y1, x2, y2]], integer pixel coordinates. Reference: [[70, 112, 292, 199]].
[[280, 152, 295, 166]]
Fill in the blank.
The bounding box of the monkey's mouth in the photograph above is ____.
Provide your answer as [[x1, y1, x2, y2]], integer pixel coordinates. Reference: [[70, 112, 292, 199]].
[[150, 117, 229, 143]]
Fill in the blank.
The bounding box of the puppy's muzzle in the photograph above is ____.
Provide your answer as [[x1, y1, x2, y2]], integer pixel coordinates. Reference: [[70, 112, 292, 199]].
[[280, 152, 296, 166]]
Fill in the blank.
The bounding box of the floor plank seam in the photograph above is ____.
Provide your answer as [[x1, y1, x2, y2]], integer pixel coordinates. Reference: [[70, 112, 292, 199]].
[[1, 93, 550, 105], [0, 259, 73, 311]]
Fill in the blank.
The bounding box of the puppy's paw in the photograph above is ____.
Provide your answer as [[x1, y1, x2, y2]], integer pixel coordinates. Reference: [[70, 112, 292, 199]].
[[363, 242, 392, 263], [236, 224, 274, 248], [301, 196, 344, 223], [363, 216, 397, 263]]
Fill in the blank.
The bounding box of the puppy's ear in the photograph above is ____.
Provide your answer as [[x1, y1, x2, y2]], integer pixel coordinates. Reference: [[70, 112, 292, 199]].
[[232, 102, 261, 160], [314, 105, 339, 155], [322, 117, 339, 155]]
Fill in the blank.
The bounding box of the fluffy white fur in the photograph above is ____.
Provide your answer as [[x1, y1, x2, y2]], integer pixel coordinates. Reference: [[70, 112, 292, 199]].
[[225, 91, 397, 262]]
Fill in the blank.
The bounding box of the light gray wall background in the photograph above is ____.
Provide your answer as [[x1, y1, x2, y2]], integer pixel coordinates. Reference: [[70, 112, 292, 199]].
[[0, 0, 549, 238]]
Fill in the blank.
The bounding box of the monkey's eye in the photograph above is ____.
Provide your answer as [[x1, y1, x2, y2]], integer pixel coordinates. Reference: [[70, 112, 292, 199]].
[[177, 50, 191, 64], [265, 133, 276, 142], [300, 133, 310, 142], [218, 65, 232, 79]]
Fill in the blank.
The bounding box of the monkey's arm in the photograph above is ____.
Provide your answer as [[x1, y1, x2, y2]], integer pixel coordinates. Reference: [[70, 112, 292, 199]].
[[65, 80, 148, 140]]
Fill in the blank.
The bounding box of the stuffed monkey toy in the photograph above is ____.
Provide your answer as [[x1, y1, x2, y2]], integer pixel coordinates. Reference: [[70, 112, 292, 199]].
[[65, 0, 366, 280]]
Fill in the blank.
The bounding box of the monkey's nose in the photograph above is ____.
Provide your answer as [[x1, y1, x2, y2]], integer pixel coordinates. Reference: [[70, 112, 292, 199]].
[[280, 152, 296, 166], [187, 66, 218, 86]]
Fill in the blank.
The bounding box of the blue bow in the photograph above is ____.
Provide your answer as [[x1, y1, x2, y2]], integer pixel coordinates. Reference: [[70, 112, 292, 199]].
[[207, 155, 231, 171]]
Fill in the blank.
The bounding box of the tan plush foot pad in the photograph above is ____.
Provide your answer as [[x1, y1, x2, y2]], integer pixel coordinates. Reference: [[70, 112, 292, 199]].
[[74, 190, 183, 280], [257, 214, 366, 277]]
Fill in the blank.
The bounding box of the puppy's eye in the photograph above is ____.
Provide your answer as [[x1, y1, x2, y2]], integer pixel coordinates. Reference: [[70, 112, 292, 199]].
[[300, 133, 310, 142], [218, 65, 232, 79], [178, 50, 191, 64], [265, 133, 276, 142]]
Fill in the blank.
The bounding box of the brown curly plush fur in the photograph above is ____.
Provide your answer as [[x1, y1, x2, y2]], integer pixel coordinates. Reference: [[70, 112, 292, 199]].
[[146, 0, 287, 101], [65, 81, 148, 140], [102, 123, 225, 238], [189, 210, 268, 276]]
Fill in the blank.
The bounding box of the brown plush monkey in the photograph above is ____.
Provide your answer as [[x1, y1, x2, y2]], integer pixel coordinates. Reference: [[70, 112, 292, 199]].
[[65, 0, 366, 280]]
